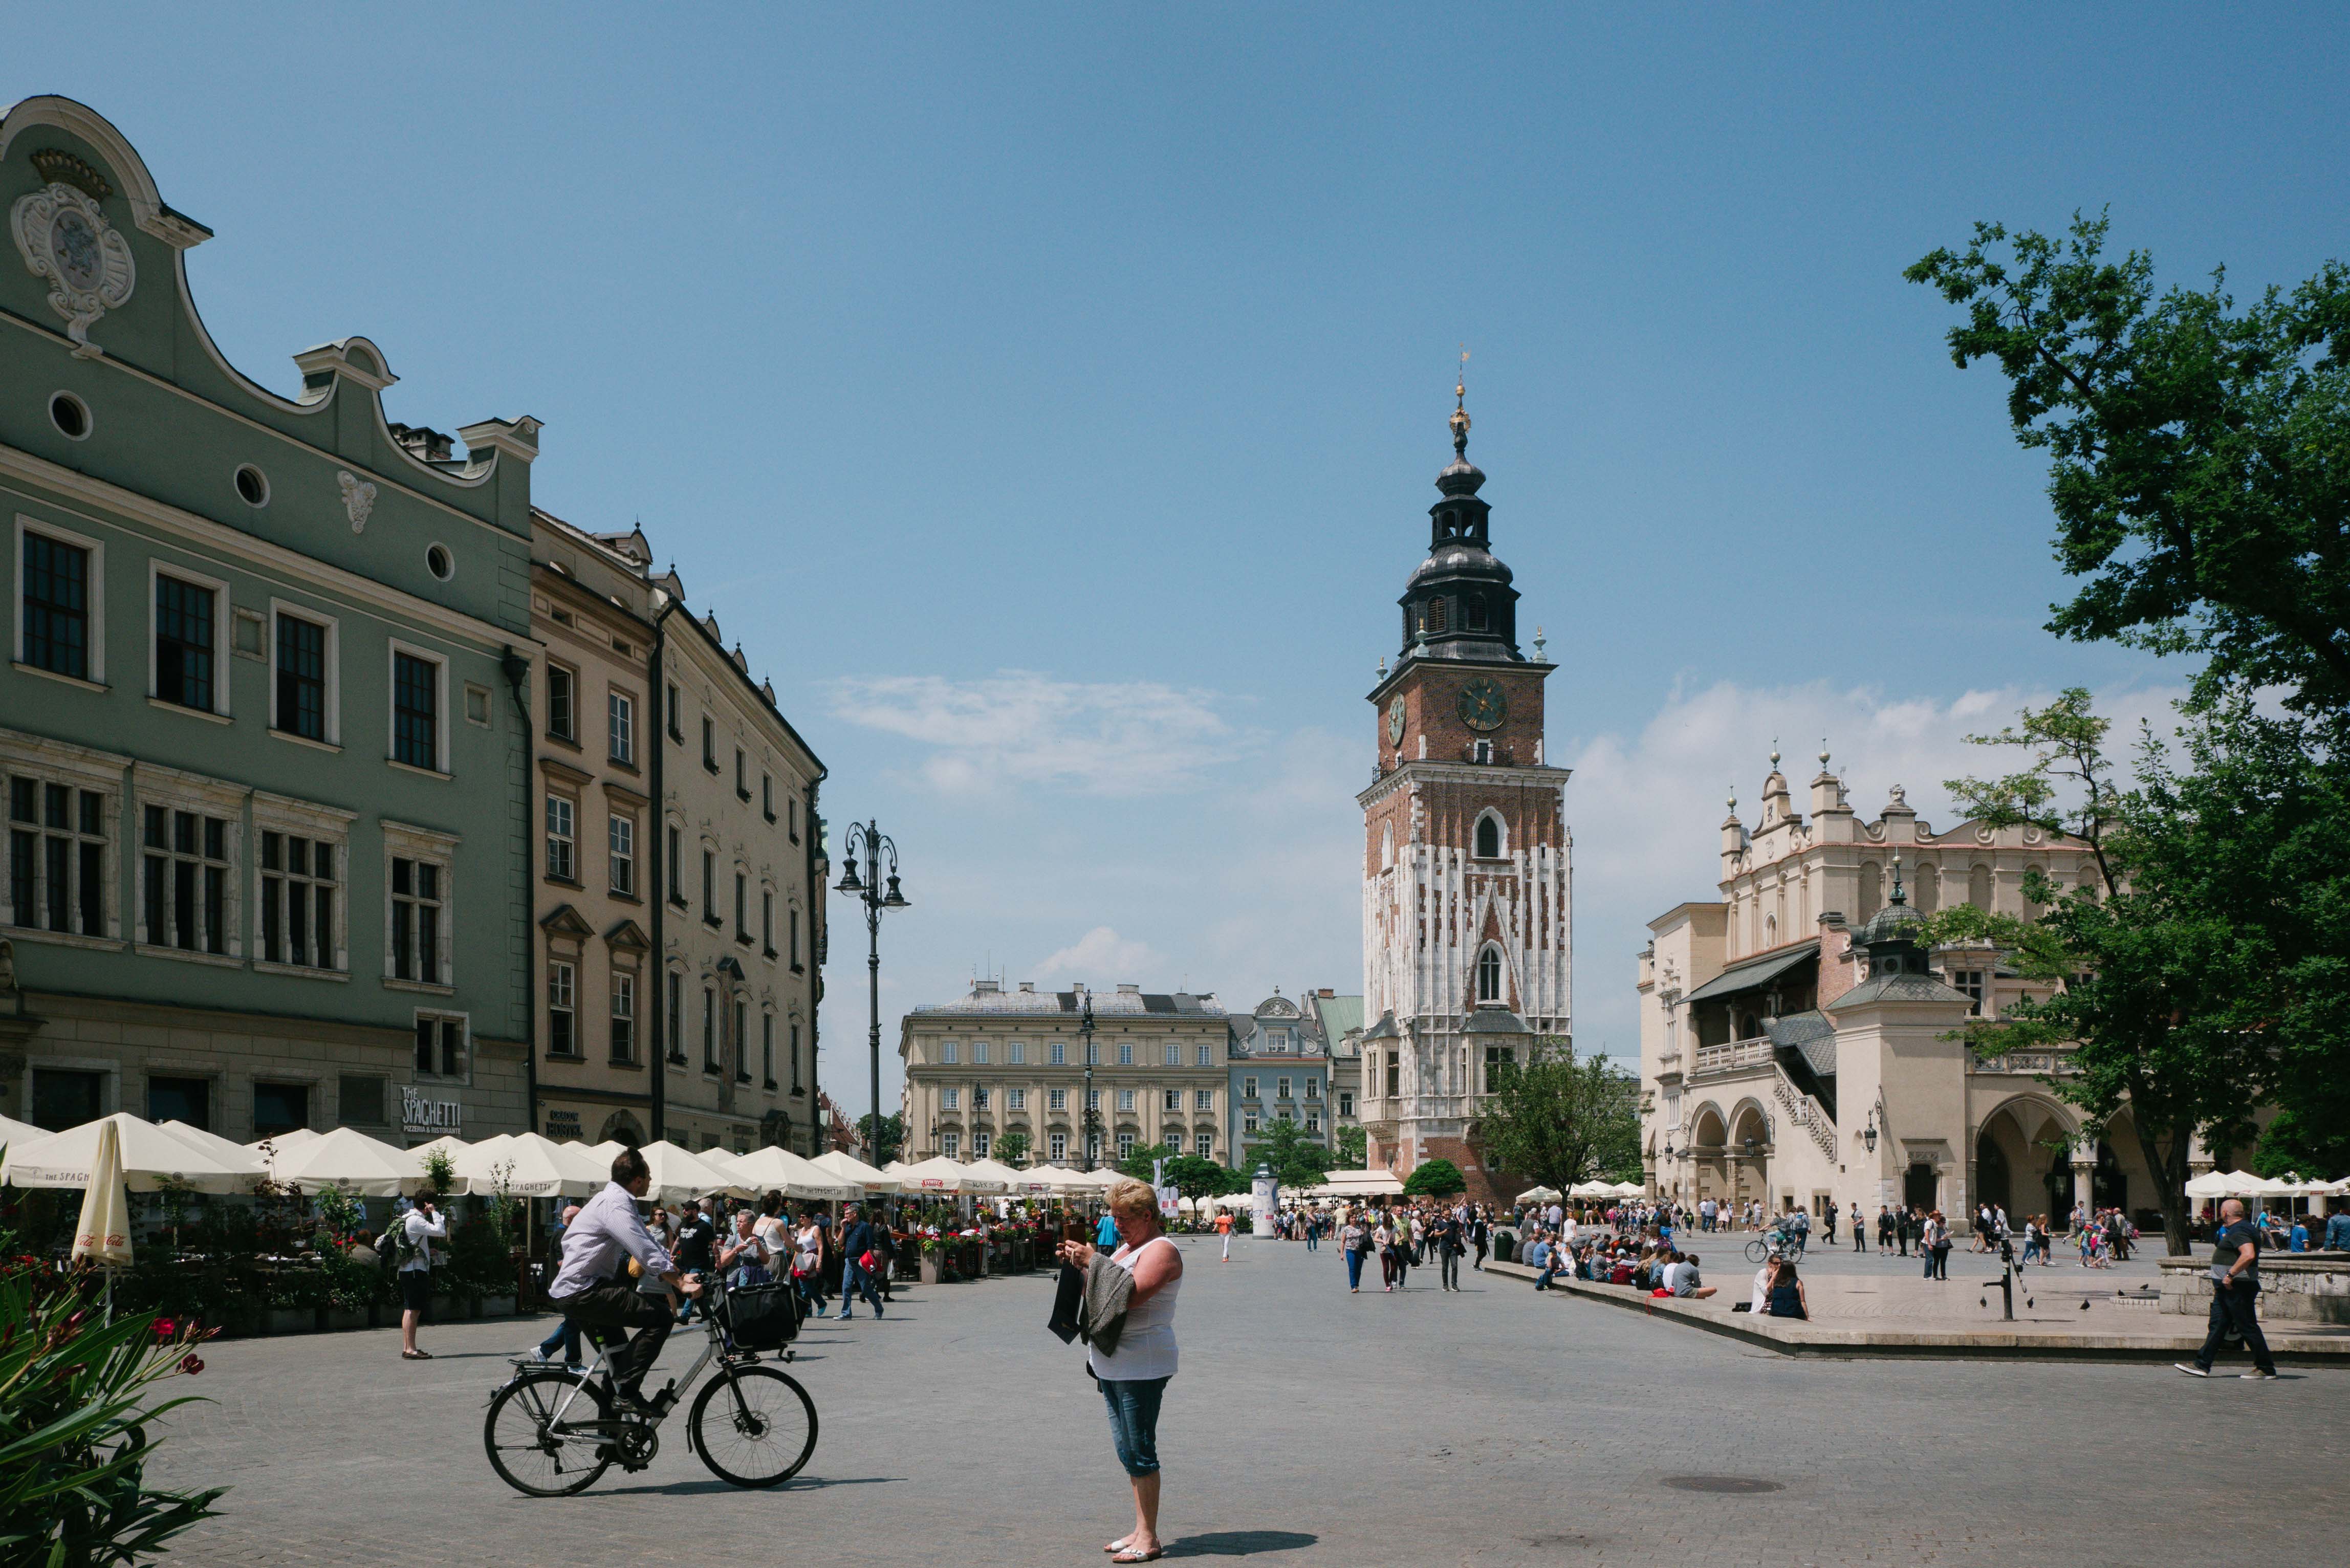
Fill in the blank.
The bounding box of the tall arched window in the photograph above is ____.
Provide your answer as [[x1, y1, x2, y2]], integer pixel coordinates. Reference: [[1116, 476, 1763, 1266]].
[[1381, 822, 1394, 870], [1426, 597, 1448, 634], [1969, 863, 1993, 911], [1476, 946, 1502, 1003], [1858, 862, 1883, 922], [1474, 812, 1502, 859]]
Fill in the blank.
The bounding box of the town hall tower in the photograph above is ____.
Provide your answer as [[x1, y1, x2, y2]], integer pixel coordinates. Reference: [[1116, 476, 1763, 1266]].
[[1355, 386, 1573, 1195]]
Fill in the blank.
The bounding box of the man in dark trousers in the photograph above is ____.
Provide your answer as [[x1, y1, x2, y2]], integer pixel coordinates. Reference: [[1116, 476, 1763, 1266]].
[[836, 1203, 886, 1319], [672, 1199, 717, 1323], [2179, 1199, 2279, 1380], [546, 1147, 703, 1415]]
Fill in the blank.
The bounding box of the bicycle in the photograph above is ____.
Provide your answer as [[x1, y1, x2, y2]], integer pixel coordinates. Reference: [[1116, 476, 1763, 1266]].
[[483, 1276, 817, 1496], [1744, 1230, 1806, 1264]]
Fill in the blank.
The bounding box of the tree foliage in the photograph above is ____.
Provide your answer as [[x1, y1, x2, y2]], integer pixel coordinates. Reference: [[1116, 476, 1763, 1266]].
[[1113, 1143, 1245, 1199], [1915, 217, 2350, 1239], [993, 1129, 1031, 1167], [856, 1113, 904, 1166], [1402, 1159, 1466, 1197], [1470, 1038, 1640, 1195], [1332, 1126, 1367, 1170], [1239, 1118, 1336, 1191]]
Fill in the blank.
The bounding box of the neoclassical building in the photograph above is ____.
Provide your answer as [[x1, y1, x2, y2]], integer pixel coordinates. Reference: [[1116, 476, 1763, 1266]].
[[1355, 392, 1571, 1201], [1225, 988, 1334, 1166], [1637, 752, 2188, 1229]]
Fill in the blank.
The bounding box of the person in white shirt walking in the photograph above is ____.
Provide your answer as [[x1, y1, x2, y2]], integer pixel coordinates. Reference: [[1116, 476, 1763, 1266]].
[[396, 1195, 448, 1361]]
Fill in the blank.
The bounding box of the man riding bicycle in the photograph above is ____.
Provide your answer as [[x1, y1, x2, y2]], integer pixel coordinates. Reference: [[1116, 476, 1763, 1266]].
[[547, 1147, 704, 1417]]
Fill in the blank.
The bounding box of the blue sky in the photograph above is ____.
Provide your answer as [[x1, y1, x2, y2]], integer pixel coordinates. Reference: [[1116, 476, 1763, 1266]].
[[22, 7, 2347, 1123]]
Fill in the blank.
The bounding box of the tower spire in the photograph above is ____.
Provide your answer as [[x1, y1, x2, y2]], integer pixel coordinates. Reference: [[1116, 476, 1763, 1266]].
[[1450, 346, 1471, 460]]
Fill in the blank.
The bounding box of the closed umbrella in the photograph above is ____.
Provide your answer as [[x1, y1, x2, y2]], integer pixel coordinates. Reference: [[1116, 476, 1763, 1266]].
[[6, 1113, 257, 1193], [71, 1117, 133, 1268]]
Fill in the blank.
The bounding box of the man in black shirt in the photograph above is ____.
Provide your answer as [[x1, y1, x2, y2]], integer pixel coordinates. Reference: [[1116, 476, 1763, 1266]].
[[672, 1200, 717, 1323], [2179, 1199, 2278, 1379]]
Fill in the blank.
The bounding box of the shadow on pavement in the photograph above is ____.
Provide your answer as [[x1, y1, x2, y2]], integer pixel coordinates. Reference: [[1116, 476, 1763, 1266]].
[[1164, 1530, 1318, 1557]]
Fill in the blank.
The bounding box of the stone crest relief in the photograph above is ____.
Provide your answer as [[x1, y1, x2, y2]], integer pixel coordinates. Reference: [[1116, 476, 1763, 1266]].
[[11, 181, 136, 358], [338, 471, 379, 533]]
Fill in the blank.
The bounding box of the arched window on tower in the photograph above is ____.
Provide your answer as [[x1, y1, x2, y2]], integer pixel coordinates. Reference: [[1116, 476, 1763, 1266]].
[[1426, 597, 1448, 635], [1474, 812, 1503, 860], [1465, 594, 1488, 631], [1381, 822, 1394, 870], [1476, 946, 1503, 1004]]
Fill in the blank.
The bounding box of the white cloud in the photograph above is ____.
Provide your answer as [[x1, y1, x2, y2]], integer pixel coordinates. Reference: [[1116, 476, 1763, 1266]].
[[1033, 925, 1164, 986], [829, 670, 1253, 796], [1563, 676, 2186, 1060]]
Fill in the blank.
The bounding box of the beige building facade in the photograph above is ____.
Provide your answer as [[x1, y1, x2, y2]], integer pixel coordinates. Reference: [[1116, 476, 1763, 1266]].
[[1637, 751, 2191, 1231], [651, 578, 826, 1157], [901, 982, 1227, 1167]]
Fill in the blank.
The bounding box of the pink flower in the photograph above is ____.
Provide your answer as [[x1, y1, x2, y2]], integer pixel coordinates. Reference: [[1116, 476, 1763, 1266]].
[[178, 1354, 205, 1376]]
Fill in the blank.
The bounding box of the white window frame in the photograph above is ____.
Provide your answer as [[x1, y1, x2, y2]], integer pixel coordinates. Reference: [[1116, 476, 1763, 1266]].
[[385, 639, 451, 776], [381, 818, 459, 992], [942, 1130, 960, 1159], [545, 660, 578, 743], [1048, 1088, 1067, 1111], [545, 791, 576, 882], [1473, 807, 1509, 860], [131, 761, 246, 965], [1195, 1132, 1213, 1158], [608, 811, 636, 896], [1050, 1131, 1068, 1163], [14, 515, 107, 688], [1277, 1076, 1292, 1101], [1195, 1044, 1211, 1067], [1163, 1088, 1180, 1113], [1196, 1089, 1214, 1110], [266, 598, 341, 748], [548, 958, 579, 1057], [1050, 1040, 1067, 1066], [941, 1040, 958, 1064], [1116, 1088, 1135, 1112], [1, 728, 125, 947], [1009, 1040, 1025, 1065], [1243, 1076, 1258, 1100], [1163, 1042, 1179, 1066], [612, 970, 639, 1065], [943, 1086, 960, 1110], [1008, 1087, 1026, 1110], [1117, 1131, 1136, 1161], [412, 1007, 471, 1084], [608, 688, 636, 766], [147, 559, 231, 718], [973, 1129, 991, 1159], [974, 1040, 991, 1065], [250, 789, 354, 977]]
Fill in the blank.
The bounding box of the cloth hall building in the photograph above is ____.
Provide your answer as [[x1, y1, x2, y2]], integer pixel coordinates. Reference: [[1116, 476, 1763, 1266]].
[[1636, 753, 2185, 1232]]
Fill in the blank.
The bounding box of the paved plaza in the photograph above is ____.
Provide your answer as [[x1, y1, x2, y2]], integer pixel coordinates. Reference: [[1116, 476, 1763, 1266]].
[[150, 1236, 2344, 1568]]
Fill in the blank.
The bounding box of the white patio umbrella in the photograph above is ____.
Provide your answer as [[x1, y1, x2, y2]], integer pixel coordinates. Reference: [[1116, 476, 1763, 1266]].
[[268, 1127, 428, 1197], [809, 1148, 900, 1193], [636, 1140, 750, 1203], [1, 1112, 47, 1150], [721, 1146, 860, 1202], [963, 1156, 1039, 1191], [149, 1121, 272, 1183], [1613, 1182, 1649, 1199], [893, 1156, 1007, 1194], [2184, 1170, 2237, 1199], [457, 1132, 605, 1199], [6, 1113, 257, 1193], [1516, 1185, 1563, 1205]]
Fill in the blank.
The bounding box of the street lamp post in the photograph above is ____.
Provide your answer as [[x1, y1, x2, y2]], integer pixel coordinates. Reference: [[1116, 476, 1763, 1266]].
[[834, 820, 909, 1167], [1078, 991, 1098, 1171]]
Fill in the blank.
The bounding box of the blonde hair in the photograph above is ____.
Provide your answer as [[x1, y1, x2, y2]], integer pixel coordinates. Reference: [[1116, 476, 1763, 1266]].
[[1105, 1178, 1159, 1224]]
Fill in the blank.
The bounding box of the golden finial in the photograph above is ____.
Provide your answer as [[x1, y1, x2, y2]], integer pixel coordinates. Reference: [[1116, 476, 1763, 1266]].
[[1449, 345, 1471, 458]]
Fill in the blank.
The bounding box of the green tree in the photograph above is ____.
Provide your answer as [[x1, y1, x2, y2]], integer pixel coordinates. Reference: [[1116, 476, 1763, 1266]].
[[1907, 214, 2350, 714], [1470, 1038, 1640, 1195], [994, 1129, 1031, 1167], [1913, 220, 2350, 1225], [1238, 1118, 1336, 1191], [1115, 1142, 1179, 1183], [1332, 1125, 1367, 1170], [856, 1112, 904, 1166], [1402, 1158, 1466, 1197], [1154, 1155, 1237, 1201]]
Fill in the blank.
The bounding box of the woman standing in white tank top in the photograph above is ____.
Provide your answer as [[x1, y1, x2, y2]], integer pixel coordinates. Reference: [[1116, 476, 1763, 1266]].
[[1060, 1177, 1184, 1563]]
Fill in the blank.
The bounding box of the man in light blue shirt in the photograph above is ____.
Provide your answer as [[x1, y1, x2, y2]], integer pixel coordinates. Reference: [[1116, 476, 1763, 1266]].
[[1527, 1233, 1557, 1290], [2326, 1206, 2350, 1253], [548, 1148, 701, 1414]]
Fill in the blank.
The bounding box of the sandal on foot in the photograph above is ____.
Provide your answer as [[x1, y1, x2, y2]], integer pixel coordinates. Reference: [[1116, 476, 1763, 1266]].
[[401, 1349, 432, 1360], [1105, 1538, 1130, 1554], [1111, 1550, 1161, 1563]]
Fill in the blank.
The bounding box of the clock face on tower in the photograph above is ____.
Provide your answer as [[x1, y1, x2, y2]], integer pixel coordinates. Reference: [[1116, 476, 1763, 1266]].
[[1387, 696, 1406, 747], [1457, 677, 1507, 733]]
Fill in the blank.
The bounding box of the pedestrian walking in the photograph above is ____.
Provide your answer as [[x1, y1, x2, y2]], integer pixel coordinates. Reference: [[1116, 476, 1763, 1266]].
[[390, 1193, 447, 1361], [1852, 1205, 1867, 1253], [1436, 1211, 1464, 1291], [1341, 1210, 1369, 1293], [1374, 1214, 1397, 1291], [1926, 1210, 1952, 1280], [1060, 1178, 1185, 1563], [672, 1199, 717, 1322], [2178, 1199, 2279, 1380], [1470, 1210, 1490, 1270], [836, 1203, 886, 1319], [1215, 1207, 1234, 1261], [1824, 1199, 1838, 1245]]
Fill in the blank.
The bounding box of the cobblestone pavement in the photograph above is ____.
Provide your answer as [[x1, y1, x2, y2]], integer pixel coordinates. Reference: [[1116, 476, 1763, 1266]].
[[148, 1237, 2346, 1568]]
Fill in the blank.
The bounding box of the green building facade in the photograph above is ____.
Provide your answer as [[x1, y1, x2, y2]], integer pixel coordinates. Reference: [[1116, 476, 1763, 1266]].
[[0, 97, 534, 1144]]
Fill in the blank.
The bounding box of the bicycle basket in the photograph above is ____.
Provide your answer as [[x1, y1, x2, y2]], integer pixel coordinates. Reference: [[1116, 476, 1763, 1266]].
[[724, 1281, 801, 1351]]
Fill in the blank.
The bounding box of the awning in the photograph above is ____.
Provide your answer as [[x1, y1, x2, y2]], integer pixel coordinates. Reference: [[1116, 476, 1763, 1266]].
[[1679, 941, 1819, 1007]]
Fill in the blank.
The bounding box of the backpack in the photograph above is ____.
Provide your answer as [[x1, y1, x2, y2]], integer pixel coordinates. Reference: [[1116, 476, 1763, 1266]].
[[379, 1212, 419, 1268]]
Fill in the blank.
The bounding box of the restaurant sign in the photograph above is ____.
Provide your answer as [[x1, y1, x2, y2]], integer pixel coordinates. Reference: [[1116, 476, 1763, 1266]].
[[401, 1086, 463, 1138]]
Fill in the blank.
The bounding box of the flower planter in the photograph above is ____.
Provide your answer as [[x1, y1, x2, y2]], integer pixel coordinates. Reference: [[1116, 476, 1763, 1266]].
[[920, 1252, 946, 1286], [480, 1295, 516, 1318], [265, 1309, 312, 1336], [430, 1294, 458, 1322]]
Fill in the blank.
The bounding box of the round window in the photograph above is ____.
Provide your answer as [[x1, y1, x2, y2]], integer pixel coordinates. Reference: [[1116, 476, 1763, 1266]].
[[426, 543, 454, 581], [234, 464, 270, 507], [50, 392, 90, 440]]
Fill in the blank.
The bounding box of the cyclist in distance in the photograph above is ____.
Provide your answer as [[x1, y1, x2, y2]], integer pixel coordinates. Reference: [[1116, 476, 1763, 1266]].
[[547, 1146, 703, 1415]]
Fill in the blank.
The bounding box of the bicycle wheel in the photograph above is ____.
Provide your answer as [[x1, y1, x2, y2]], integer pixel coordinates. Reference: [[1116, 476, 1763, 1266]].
[[1745, 1239, 1769, 1264], [691, 1364, 818, 1488], [485, 1369, 614, 1497]]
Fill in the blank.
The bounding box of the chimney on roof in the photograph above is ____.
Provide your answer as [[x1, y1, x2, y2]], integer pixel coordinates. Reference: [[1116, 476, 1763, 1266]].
[[1318, 988, 1334, 997], [1117, 983, 1141, 994], [388, 423, 454, 463], [973, 979, 999, 995], [1017, 981, 1034, 992]]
